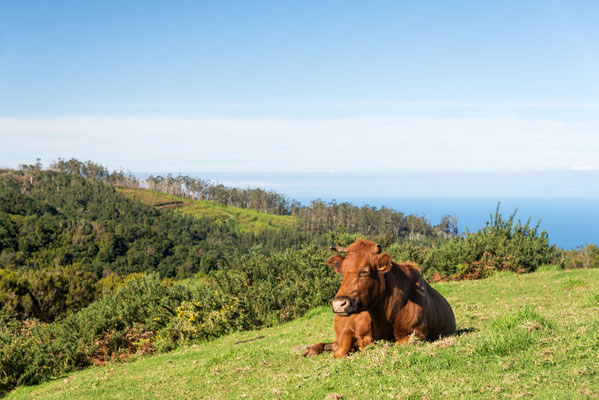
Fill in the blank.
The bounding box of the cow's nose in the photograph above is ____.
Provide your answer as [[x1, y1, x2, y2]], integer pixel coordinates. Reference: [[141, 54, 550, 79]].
[[332, 297, 350, 313]]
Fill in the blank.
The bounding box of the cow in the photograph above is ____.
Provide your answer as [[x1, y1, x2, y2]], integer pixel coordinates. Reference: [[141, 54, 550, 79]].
[[304, 238, 456, 358]]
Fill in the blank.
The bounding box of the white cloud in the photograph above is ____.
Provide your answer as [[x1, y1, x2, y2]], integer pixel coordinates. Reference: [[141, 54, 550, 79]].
[[571, 165, 599, 170], [0, 115, 598, 173]]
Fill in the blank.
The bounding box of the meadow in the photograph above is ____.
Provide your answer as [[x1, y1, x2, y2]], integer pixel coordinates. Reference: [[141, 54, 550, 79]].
[[116, 187, 295, 233], [7, 267, 599, 399]]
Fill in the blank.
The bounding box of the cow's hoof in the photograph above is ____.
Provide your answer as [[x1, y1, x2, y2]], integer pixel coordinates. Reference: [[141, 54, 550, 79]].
[[303, 342, 328, 356]]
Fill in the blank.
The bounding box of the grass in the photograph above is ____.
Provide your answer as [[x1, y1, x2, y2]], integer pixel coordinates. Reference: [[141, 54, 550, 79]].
[[178, 200, 295, 233], [7, 268, 599, 399], [116, 188, 295, 233]]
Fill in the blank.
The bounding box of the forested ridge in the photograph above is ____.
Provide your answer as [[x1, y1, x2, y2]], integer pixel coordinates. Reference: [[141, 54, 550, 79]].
[[145, 174, 459, 239], [0, 166, 320, 277], [0, 164, 324, 323], [49, 158, 457, 240], [0, 159, 596, 395]]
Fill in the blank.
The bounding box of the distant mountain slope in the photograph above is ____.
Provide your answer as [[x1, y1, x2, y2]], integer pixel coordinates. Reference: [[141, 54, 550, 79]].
[[116, 187, 295, 233]]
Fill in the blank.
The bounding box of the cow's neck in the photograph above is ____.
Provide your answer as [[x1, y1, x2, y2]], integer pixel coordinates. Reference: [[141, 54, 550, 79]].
[[368, 267, 412, 340], [368, 272, 404, 339]]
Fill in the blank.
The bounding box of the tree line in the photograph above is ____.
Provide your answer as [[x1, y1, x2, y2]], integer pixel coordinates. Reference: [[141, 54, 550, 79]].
[[42, 158, 458, 240]]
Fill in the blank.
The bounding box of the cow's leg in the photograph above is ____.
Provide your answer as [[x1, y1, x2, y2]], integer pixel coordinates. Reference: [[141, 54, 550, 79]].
[[333, 331, 354, 358], [395, 336, 411, 345], [355, 336, 372, 351], [395, 327, 426, 345], [303, 342, 335, 357]]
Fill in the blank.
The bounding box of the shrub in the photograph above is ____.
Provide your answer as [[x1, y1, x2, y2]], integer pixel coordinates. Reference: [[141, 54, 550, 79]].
[[388, 205, 558, 278], [0, 246, 338, 395], [155, 246, 339, 349], [560, 244, 599, 269], [0, 320, 59, 394], [0, 273, 180, 394], [0, 265, 98, 322]]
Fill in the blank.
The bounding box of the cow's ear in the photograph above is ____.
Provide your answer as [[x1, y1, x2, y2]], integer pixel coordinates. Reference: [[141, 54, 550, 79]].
[[377, 254, 393, 274], [327, 255, 345, 274]]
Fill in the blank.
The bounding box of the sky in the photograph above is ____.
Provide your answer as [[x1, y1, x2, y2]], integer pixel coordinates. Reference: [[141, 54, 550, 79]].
[[1, 1, 599, 197]]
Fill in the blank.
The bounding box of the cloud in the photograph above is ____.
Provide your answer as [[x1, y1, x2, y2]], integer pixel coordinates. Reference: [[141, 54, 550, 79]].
[[571, 165, 599, 170], [1, 115, 598, 173], [98, 99, 599, 112]]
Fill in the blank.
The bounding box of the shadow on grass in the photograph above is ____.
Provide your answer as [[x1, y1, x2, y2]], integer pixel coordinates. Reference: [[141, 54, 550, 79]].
[[428, 327, 478, 341], [234, 336, 265, 345], [455, 327, 478, 336]]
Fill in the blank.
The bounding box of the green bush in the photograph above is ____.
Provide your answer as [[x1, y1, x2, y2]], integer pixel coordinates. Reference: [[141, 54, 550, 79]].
[[0, 246, 338, 395], [0, 320, 59, 394], [387, 205, 558, 278], [154, 285, 247, 350], [155, 246, 339, 349], [0, 273, 181, 394], [0, 266, 98, 322], [560, 244, 599, 269]]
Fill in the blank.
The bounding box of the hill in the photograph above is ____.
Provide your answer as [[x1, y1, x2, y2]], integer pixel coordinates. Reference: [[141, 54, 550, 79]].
[[7, 267, 599, 399], [116, 187, 295, 233], [0, 168, 325, 324]]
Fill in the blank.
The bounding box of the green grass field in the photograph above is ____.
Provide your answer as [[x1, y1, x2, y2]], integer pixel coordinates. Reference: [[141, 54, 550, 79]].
[[116, 188, 295, 233], [7, 267, 599, 399]]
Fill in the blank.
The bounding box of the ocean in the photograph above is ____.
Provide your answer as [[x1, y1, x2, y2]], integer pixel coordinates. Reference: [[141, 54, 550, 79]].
[[333, 197, 599, 250]]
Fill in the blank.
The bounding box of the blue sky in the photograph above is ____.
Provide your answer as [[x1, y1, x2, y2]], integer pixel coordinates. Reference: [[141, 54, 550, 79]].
[[1, 1, 598, 191]]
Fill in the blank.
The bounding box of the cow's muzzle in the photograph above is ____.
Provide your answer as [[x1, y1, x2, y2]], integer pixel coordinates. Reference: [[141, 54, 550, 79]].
[[332, 296, 359, 316]]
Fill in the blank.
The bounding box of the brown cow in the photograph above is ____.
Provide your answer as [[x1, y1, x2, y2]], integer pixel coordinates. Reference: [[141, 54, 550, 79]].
[[304, 238, 455, 358]]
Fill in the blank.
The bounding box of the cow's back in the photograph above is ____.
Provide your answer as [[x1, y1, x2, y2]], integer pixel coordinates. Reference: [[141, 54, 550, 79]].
[[422, 280, 456, 337], [385, 263, 456, 341]]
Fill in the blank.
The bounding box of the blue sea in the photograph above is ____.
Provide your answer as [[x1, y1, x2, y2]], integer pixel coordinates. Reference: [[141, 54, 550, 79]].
[[333, 197, 599, 250], [142, 171, 599, 249]]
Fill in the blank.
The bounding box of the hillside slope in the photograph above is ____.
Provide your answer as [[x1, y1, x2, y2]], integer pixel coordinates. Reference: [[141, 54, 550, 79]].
[[116, 187, 295, 233], [8, 268, 599, 399], [0, 169, 301, 281]]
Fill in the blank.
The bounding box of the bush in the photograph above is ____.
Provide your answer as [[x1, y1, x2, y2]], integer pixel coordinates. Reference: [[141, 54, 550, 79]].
[[0, 266, 98, 322], [0, 273, 181, 394], [0, 246, 339, 395], [0, 320, 59, 394], [387, 205, 559, 278], [560, 244, 599, 269], [155, 246, 339, 349]]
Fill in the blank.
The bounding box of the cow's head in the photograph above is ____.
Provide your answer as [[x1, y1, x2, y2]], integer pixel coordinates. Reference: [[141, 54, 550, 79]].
[[328, 239, 392, 316]]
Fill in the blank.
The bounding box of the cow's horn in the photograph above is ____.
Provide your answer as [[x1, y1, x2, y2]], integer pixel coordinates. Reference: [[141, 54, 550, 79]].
[[330, 246, 348, 253]]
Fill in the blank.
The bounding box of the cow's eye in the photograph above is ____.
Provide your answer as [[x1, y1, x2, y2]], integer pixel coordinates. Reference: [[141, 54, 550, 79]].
[[359, 269, 369, 277]]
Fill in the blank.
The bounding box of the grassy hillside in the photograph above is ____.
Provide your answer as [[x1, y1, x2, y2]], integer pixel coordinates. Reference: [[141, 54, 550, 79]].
[[116, 187, 295, 233], [8, 267, 599, 399]]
